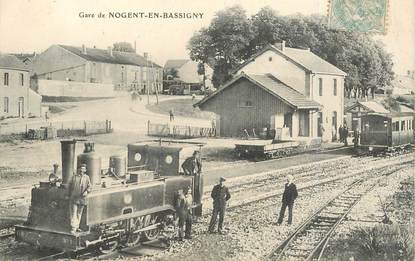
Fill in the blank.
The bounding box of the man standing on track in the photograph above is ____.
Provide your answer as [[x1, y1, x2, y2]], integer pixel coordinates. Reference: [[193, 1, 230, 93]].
[[208, 177, 231, 234], [68, 164, 91, 233], [277, 174, 298, 225]]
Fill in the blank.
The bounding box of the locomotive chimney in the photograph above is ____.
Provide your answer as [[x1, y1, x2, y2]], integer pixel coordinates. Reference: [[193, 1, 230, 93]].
[[61, 140, 77, 186]]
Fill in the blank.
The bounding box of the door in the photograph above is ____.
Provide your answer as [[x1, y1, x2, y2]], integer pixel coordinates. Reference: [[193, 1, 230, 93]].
[[317, 112, 323, 137], [284, 113, 293, 137], [332, 111, 337, 140], [18, 97, 24, 117]]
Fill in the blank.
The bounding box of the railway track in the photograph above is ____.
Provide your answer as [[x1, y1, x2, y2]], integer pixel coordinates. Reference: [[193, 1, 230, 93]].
[[265, 164, 406, 261], [1, 154, 413, 261]]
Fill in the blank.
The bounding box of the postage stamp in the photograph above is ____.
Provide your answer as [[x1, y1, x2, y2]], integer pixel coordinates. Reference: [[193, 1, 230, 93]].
[[328, 0, 389, 33]]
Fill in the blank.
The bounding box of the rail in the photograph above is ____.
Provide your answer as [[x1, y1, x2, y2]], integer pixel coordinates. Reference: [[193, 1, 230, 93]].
[[265, 164, 406, 261]]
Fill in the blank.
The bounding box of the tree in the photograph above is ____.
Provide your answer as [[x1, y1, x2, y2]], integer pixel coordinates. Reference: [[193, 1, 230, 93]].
[[188, 5, 253, 88], [164, 68, 178, 80], [197, 62, 206, 90], [187, 6, 395, 95], [112, 42, 135, 52]]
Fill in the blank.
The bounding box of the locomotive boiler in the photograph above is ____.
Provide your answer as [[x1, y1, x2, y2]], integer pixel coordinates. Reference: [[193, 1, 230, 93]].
[[15, 139, 204, 253]]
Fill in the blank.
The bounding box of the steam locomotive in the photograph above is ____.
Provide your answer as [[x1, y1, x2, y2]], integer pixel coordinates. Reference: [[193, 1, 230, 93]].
[[15, 140, 204, 253]]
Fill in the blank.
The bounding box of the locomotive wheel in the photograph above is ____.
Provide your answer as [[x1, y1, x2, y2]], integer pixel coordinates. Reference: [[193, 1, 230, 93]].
[[126, 232, 141, 247], [143, 214, 160, 241], [124, 216, 144, 247], [98, 238, 119, 254]]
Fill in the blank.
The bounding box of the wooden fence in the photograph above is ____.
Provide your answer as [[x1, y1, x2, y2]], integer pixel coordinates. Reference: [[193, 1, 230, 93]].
[[0, 120, 112, 137], [147, 121, 216, 139]]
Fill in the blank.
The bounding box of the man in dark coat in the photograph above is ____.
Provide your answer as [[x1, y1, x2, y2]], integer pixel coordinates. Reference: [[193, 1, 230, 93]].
[[343, 125, 349, 146], [338, 125, 344, 142], [208, 177, 231, 234], [277, 175, 298, 225], [182, 151, 203, 217]]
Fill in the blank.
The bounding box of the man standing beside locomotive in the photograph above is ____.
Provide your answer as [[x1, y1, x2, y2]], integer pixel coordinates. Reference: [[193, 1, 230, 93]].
[[68, 163, 92, 234], [277, 174, 298, 225], [208, 177, 231, 234], [182, 150, 203, 217], [175, 187, 193, 240]]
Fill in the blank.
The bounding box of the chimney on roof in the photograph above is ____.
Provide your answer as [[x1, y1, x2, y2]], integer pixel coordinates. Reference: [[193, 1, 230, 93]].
[[82, 44, 87, 55], [143, 52, 148, 60], [107, 46, 113, 56], [274, 40, 286, 52]]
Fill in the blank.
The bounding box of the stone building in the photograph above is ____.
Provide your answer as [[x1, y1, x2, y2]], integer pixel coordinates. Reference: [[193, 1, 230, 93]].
[[33, 45, 163, 93], [0, 54, 41, 118]]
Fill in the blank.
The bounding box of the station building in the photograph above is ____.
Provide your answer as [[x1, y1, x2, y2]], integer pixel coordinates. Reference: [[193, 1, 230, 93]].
[[196, 42, 347, 141]]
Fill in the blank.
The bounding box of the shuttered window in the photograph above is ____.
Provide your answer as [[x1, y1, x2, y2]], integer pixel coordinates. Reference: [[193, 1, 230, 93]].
[[319, 78, 323, 96], [333, 79, 337, 96], [4, 73, 9, 86], [3, 97, 9, 113]]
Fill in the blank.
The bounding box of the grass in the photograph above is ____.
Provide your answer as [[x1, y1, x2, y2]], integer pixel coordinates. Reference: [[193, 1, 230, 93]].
[[145, 98, 214, 119]]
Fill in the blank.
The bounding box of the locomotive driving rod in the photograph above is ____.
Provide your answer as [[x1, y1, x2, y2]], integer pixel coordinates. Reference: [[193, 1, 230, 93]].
[[85, 234, 119, 248], [84, 223, 162, 247], [131, 222, 161, 234]]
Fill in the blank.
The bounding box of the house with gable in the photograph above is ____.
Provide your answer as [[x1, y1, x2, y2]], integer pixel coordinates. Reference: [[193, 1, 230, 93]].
[[196, 41, 347, 141]]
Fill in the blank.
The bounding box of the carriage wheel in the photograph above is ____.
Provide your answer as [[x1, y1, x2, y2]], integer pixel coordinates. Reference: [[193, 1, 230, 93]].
[[143, 214, 160, 241], [98, 237, 119, 254]]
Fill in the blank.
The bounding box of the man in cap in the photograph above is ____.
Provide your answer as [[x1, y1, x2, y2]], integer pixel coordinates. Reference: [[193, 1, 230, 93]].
[[68, 163, 92, 233], [182, 150, 203, 217], [277, 174, 298, 225], [208, 177, 231, 234]]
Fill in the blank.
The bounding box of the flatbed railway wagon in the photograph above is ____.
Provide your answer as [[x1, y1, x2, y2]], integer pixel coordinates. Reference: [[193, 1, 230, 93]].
[[15, 139, 204, 254], [235, 138, 321, 160], [359, 112, 414, 154]]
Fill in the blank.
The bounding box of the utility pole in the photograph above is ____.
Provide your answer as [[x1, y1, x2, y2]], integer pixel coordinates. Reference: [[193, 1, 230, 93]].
[[149, 54, 159, 105], [145, 53, 150, 105]]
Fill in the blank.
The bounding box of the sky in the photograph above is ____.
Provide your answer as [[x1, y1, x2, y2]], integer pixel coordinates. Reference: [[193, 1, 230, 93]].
[[0, 0, 413, 74]]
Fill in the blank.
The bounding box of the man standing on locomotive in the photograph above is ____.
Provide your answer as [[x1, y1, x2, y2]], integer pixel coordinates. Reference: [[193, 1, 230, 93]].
[[208, 177, 231, 234], [68, 164, 92, 234], [277, 174, 298, 225], [182, 150, 203, 217]]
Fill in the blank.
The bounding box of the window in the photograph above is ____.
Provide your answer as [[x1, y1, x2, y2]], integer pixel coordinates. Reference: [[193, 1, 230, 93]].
[[4, 73, 9, 86], [3, 97, 9, 113], [333, 79, 337, 96], [392, 121, 399, 131], [401, 121, 405, 131], [20, 73, 24, 86], [240, 100, 253, 107], [318, 78, 323, 96], [268, 57, 273, 62]]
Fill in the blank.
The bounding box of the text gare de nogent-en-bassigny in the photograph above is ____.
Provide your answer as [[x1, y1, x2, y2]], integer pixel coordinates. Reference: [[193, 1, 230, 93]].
[[79, 11, 204, 19]]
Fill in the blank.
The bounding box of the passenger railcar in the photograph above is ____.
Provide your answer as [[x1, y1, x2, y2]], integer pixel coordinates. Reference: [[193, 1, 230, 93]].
[[15, 140, 204, 254], [359, 112, 414, 154]]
